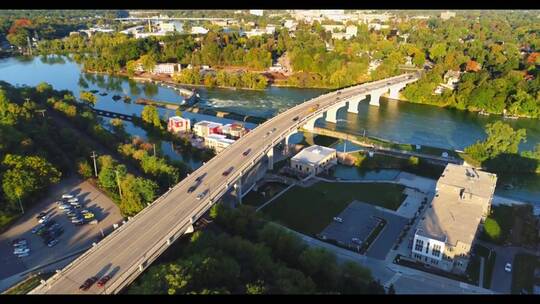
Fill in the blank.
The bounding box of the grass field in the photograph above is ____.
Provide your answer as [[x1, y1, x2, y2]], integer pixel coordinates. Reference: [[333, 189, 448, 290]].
[[243, 182, 288, 208], [261, 182, 406, 235], [4, 272, 53, 294]]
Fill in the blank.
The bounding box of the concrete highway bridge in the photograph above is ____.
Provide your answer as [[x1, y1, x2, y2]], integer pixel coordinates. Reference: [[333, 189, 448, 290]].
[[30, 72, 420, 294]]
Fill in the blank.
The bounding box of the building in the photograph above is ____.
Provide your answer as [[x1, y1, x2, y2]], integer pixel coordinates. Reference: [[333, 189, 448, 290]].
[[443, 70, 462, 89], [191, 26, 209, 35], [193, 121, 223, 138], [411, 164, 497, 274], [440, 11, 456, 20], [283, 20, 297, 31], [345, 25, 358, 38], [245, 29, 267, 37], [153, 63, 182, 75], [290, 145, 337, 176], [205, 134, 235, 153], [167, 116, 191, 134], [322, 24, 345, 32], [249, 9, 264, 16], [159, 22, 182, 33], [220, 123, 249, 139], [368, 59, 382, 73]]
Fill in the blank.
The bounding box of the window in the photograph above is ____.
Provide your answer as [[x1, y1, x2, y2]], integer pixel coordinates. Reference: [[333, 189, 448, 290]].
[[431, 259, 439, 265], [414, 239, 424, 252], [432, 244, 441, 257], [425, 242, 430, 254]]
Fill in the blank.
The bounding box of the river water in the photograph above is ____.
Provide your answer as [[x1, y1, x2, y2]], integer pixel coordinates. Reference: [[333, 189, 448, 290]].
[[0, 55, 538, 204]]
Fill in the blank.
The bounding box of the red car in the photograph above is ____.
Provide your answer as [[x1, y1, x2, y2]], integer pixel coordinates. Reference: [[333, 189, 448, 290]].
[[97, 275, 111, 287], [243, 149, 251, 156], [222, 166, 234, 176], [79, 276, 98, 291]]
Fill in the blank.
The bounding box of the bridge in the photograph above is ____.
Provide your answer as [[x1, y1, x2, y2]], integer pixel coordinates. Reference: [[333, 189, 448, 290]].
[[30, 72, 420, 294], [115, 17, 234, 22], [92, 109, 133, 121]]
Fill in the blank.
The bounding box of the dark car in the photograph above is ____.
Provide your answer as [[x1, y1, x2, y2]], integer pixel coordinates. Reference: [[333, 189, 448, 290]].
[[97, 275, 112, 287], [31, 224, 46, 234], [11, 238, 27, 246], [292, 116, 299, 122], [243, 149, 251, 156], [222, 166, 234, 176], [195, 173, 206, 182], [36, 212, 47, 220], [79, 277, 98, 291], [337, 91, 342, 95], [188, 184, 198, 193], [47, 239, 59, 248]]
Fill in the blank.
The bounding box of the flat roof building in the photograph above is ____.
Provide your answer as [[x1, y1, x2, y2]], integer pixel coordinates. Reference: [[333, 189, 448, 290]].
[[167, 116, 190, 134], [411, 164, 497, 274], [193, 120, 223, 138], [290, 145, 337, 176], [205, 134, 235, 153]]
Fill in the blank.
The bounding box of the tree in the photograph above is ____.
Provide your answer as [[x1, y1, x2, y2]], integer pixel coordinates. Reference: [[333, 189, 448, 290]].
[[141, 105, 162, 129], [80, 91, 97, 105], [483, 218, 501, 241], [77, 160, 93, 179], [139, 54, 156, 73]]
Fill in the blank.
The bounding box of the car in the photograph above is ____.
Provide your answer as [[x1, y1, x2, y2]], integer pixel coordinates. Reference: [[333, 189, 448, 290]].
[[72, 204, 82, 209], [243, 149, 251, 156], [36, 212, 47, 220], [32, 224, 46, 234], [79, 277, 98, 291], [58, 204, 71, 210], [222, 166, 234, 176], [13, 243, 28, 250], [97, 275, 112, 287], [47, 239, 59, 248], [62, 194, 74, 200], [66, 211, 77, 217], [83, 212, 95, 219], [333, 217, 343, 223], [292, 116, 299, 122], [196, 189, 209, 200], [13, 247, 30, 255], [44, 220, 57, 228], [188, 185, 198, 193], [16, 252, 30, 258], [69, 201, 81, 206], [337, 91, 342, 95], [38, 215, 50, 223], [271, 127, 277, 133], [11, 238, 27, 246], [67, 198, 79, 203], [81, 209, 90, 214], [71, 217, 84, 224], [351, 238, 362, 245], [505, 263, 512, 272], [47, 223, 61, 231], [195, 173, 206, 182]]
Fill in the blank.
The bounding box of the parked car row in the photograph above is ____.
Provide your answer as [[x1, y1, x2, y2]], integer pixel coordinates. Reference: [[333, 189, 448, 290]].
[[11, 238, 30, 258]]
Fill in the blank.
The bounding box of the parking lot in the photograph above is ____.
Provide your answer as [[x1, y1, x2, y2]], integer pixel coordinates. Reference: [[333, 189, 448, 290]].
[[0, 176, 123, 284], [320, 200, 409, 260]]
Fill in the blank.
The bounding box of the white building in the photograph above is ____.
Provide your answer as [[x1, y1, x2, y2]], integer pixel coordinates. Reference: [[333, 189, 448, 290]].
[[440, 11, 456, 20], [205, 134, 235, 153], [193, 121, 223, 138], [167, 116, 191, 134], [220, 123, 249, 139], [368, 59, 383, 73], [283, 20, 297, 31], [290, 145, 337, 176], [191, 26, 209, 35], [152, 63, 182, 75], [411, 164, 497, 274], [345, 25, 358, 38], [249, 9, 264, 16], [367, 23, 390, 31], [245, 29, 267, 38], [134, 32, 167, 39]]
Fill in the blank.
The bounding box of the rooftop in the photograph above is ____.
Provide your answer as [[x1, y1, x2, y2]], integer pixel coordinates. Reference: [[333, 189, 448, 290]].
[[291, 145, 336, 165], [416, 164, 497, 246], [194, 120, 223, 128]]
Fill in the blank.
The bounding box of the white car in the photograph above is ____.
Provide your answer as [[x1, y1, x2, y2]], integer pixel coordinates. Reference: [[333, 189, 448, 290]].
[[67, 198, 79, 203], [38, 215, 50, 223], [17, 252, 30, 258], [14, 247, 30, 255], [333, 217, 343, 223], [58, 204, 71, 210], [505, 263, 512, 273], [62, 194, 74, 199]]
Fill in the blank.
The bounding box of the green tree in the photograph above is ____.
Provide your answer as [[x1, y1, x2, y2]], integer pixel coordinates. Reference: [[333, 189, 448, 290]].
[[79, 91, 97, 105]]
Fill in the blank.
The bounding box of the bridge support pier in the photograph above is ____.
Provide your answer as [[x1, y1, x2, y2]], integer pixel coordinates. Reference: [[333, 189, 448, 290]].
[[347, 95, 365, 113], [325, 101, 347, 124], [389, 84, 406, 100], [183, 225, 194, 235], [369, 89, 386, 107], [267, 148, 274, 171], [303, 114, 323, 131]]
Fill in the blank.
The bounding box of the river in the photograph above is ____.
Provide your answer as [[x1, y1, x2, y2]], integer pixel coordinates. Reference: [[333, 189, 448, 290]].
[[0, 55, 538, 205]]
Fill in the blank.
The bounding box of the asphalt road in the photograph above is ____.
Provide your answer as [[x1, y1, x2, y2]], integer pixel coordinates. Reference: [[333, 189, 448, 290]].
[[31, 73, 419, 294], [0, 176, 123, 292]]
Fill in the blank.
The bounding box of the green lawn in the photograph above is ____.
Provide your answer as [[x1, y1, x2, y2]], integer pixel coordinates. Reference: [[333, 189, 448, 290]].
[[511, 253, 540, 294], [480, 205, 514, 245], [4, 273, 53, 294], [243, 182, 288, 208], [261, 182, 406, 235]]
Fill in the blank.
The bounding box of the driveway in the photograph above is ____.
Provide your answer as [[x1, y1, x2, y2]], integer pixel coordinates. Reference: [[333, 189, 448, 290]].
[[0, 176, 123, 291]]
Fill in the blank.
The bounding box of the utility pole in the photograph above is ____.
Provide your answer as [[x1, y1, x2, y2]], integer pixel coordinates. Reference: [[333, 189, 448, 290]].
[[90, 151, 99, 177], [115, 169, 123, 200]]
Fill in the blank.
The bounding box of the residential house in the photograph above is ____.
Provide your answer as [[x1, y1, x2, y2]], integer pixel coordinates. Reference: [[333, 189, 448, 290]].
[[193, 121, 223, 138], [167, 116, 191, 134]]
